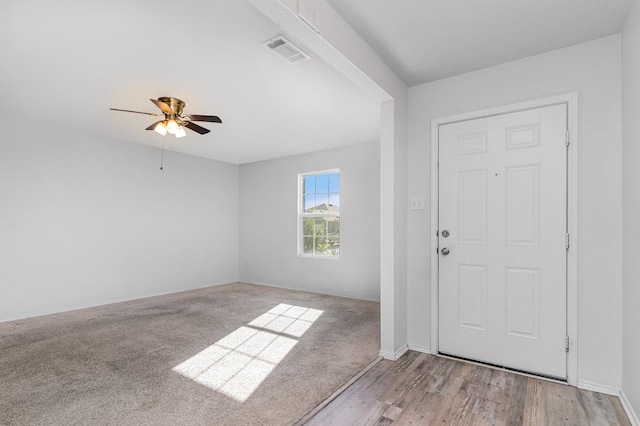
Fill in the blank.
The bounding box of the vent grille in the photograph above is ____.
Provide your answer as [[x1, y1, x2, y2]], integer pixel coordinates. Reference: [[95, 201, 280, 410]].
[[263, 35, 309, 64]]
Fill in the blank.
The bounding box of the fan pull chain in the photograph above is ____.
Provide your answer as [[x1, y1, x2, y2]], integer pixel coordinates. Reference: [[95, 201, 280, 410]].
[[160, 140, 165, 170]]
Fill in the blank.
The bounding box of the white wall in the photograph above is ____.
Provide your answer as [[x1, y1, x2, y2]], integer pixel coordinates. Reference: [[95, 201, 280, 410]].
[[0, 117, 239, 321], [407, 36, 623, 388], [239, 142, 380, 300], [622, 0, 640, 421]]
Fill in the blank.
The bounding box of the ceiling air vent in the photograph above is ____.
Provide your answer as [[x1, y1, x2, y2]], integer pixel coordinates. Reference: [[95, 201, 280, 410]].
[[263, 35, 309, 64]]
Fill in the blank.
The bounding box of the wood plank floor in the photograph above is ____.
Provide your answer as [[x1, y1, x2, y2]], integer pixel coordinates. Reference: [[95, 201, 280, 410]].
[[305, 351, 630, 425]]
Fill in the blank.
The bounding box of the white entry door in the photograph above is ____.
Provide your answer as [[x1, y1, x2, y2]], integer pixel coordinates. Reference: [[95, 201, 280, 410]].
[[438, 104, 568, 379]]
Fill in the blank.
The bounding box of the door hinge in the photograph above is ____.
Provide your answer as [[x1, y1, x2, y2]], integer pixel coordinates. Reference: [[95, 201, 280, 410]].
[[565, 336, 570, 352], [566, 130, 570, 147], [565, 233, 570, 249]]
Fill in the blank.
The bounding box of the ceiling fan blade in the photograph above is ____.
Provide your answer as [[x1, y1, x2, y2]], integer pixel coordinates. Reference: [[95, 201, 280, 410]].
[[187, 114, 222, 123], [150, 99, 175, 115], [185, 121, 211, 135], [110, 108, 160, 116], [145, 120, 164, 131]]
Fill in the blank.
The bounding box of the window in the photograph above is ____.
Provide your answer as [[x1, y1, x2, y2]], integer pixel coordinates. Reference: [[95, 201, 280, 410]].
[[299, 170, 340, 258]]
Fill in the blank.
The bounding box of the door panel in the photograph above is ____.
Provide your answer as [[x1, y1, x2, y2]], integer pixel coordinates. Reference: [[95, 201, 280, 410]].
[[505, 165, 539, 246], [505, 266, 540, 339], [438, 104, 567, 379], [458, 264, 487, 330], [458, 170, 488, 244]]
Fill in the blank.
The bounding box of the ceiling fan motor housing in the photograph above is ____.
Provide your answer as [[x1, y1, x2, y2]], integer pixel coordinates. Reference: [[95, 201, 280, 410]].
[[158, 97, 185, 116]]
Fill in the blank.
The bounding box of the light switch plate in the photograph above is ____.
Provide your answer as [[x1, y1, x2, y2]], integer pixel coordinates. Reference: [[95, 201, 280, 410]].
[[410, 196, 425, 211]]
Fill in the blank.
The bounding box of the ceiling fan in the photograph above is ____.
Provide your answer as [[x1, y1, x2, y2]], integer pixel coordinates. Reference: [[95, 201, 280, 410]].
[[110, 97, 222, 138]]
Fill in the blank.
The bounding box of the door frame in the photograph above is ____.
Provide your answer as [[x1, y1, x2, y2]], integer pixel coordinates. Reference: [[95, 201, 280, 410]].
[[429, 93, 578, 386]]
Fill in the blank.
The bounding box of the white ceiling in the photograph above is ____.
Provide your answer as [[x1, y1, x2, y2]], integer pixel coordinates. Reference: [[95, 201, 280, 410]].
[[0, 0, 380, 164], [325, 0, 634, 86], [2, 1, 634, 164]]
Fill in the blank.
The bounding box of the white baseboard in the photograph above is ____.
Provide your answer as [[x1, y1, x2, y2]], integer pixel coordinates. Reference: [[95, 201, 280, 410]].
[[407, 344, 432, 354], [241, 280, 381, 302], [577, 379, 639, 425], [620, 390, 640, 426], [0, 280, 236, 323], [379, 344, 408, 361], [578, 380, 621, 396]]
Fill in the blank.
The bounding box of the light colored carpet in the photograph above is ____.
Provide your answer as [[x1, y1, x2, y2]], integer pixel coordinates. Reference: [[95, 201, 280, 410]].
[[0, 283, 380, 425]]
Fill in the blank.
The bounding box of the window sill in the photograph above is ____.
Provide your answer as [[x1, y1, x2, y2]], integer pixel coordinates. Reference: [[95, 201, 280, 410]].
[[299, 254, 340, 261]]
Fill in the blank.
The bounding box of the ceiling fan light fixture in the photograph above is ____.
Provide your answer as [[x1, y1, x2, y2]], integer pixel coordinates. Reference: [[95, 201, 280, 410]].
[[175, 126, 187, 138], [166, 119, 179, 135], [154, 121, 168, 136]]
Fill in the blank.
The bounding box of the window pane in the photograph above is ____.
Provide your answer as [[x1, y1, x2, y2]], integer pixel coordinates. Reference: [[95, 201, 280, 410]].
[[303, 218, 315, 236], [315, 194, 329, 212], [314, 217, 327, 236], [304, 195, 315, 212], [313, 237, 339, 256], [329, 173, 340, 193], [304, 176, 315, 195], [327, 236, 340, 256], [329, 193, 340, 209], [316, 237, 328, 255], [303, 236, 315, 254], [315, 174, 329, 194], [327, 217, 340, 236]]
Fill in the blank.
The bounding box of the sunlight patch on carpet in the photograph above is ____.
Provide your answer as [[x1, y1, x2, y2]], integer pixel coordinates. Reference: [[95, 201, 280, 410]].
[[173, 304, 323, 401]]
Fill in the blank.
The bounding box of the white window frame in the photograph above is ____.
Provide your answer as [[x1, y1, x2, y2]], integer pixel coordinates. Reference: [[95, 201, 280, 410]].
[[298, 168, 340, 259]]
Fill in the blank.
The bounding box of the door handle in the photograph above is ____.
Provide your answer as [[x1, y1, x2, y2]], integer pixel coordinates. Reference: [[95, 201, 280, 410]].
[[441, 247, 450, 256]]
